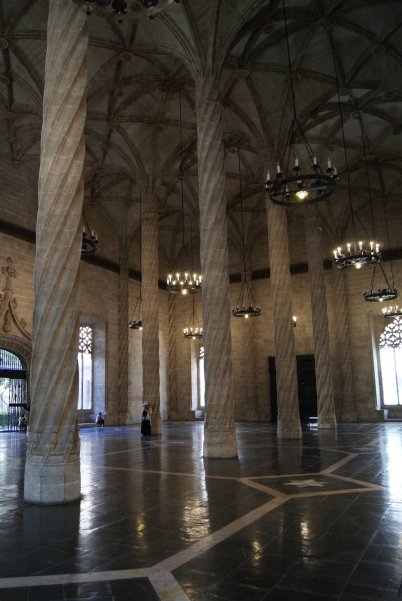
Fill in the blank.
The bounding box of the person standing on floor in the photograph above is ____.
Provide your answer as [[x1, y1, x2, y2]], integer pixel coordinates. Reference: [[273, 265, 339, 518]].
[[141, 403, 152, 436]]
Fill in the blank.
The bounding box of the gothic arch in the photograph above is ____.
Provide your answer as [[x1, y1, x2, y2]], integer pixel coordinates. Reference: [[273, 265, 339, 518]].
[[0, 334, 32, 377]]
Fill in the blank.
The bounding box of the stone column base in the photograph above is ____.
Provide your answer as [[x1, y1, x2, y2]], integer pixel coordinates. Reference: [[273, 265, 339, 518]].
[[24, 456, 81, 505], [318, 413, 337, 429], [277, 418, 302, 440], [151, 415, 162, 435], [341, 411, 357, 422], [203, 430, 237, 458]]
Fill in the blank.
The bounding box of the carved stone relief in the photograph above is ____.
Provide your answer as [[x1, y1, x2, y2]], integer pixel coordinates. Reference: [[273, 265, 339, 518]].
[[0, 257, 31, 340]]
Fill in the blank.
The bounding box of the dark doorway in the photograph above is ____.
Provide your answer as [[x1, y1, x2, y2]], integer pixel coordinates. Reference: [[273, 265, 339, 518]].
[[268, 355, 317, 422]]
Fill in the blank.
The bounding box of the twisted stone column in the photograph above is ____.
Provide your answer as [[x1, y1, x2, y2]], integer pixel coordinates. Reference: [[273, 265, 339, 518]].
[[332, 264, 357, 421], [167, 293, 177, 420], [118, 232, 129, 423], [305, 207, 337, 429], [266, 201, 301, 439], [24, 1, 87, 504], [141, 193, 161, 434], [196, 91, 237, 458]]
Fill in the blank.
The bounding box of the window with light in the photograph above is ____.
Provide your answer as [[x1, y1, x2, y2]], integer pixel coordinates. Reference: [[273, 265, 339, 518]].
[[379, 317, 402, 406], [78, 326, 93, 410]]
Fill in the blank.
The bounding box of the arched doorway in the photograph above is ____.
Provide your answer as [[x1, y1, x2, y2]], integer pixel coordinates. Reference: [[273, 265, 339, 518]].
[[0, 348, 29, 431]]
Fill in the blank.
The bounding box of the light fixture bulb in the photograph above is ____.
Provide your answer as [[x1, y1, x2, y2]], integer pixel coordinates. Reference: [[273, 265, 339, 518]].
[[295, 189, 308, 201]]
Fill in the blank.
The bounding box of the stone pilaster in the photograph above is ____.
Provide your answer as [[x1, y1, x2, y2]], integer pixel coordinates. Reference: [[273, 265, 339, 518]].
[[141, 193, 161, 434], [24, 1, 87, 504], [305, 206, 337, 429], [118, 232, 129, 423], [266, 201, 301, 439], [196, 91, 237, 458], [332, 264, 357, 421]]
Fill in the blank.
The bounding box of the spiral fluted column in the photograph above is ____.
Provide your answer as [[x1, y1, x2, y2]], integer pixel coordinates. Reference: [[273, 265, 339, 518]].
[[266, 201, 301, 439], [305, 207, 337, 429], [167, 294, 177, 420], [24, 1, 87, 504], [141, 194, 161, 434], [196, 91, 237, 458], [332, 264, 357, 421], [118, 233, 129, 423]]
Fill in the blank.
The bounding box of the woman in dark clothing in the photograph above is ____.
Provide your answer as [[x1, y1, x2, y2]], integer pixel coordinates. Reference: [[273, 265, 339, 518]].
[[141, 403, 151, 436]]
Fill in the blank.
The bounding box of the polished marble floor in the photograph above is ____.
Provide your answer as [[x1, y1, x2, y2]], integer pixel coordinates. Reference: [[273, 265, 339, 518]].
[[0, 421, 401, 600]]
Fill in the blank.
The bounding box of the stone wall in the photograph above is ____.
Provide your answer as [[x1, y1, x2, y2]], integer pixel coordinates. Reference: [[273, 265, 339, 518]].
[[1, 229, 401, 425]]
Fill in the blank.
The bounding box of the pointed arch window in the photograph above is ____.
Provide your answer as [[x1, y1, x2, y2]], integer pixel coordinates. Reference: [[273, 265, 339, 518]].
[[199, 346, 205, 408], [379, 317, 402, 406], [78, 326, 93, 410]]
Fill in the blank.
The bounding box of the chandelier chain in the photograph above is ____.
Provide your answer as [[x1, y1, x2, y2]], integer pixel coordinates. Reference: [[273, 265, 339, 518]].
[[379, 167, 395, 288], [330, 31, 356, 244]]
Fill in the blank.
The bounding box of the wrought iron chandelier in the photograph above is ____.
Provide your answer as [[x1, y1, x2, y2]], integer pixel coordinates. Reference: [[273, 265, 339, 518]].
[[82, 211, 98, 255], [331, 38, 380, 271], [265, 0, 338, 206], [183, 294, 203, 340], [363, 265, 397, 302], [129, 195, 142, 330], [364, 166, 399, 303], [128, 294, 142, 330], [74, 0, 128, 15], [232, 147, 261, 319], [382, 305, 402, 319], [73, 0, 178, 17], [166, 87, 201, 295]]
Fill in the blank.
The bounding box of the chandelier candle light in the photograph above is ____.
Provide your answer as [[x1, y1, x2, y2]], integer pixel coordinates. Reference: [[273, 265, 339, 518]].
[[167, 272, 202, 295], [382, 306, 402, 318], [333, 241, 381, 270]]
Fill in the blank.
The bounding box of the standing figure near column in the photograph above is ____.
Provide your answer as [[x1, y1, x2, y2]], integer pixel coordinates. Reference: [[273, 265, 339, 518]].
[[24, 1, 88, 504]]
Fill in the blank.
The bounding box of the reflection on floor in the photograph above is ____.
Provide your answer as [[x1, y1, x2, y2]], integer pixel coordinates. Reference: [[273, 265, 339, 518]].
[[0, 422, 401, 600]]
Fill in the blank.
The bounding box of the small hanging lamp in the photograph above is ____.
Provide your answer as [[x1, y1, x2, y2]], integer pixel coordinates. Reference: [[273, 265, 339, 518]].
[[82, 209, 98, 255], [232, 147, 261, 319], [364, 166, 399, 302]]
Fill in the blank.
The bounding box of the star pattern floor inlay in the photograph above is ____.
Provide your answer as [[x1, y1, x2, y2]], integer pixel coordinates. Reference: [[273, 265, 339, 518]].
[[0, 421, 401, 601]]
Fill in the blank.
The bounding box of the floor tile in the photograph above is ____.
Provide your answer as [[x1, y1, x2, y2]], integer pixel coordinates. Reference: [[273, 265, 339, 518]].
[[0, 422, 401, 601]]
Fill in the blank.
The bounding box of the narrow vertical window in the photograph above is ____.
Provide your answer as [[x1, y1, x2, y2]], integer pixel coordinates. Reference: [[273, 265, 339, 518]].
[[78, 326, 93, 410], [199, 346, 205, 408]]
